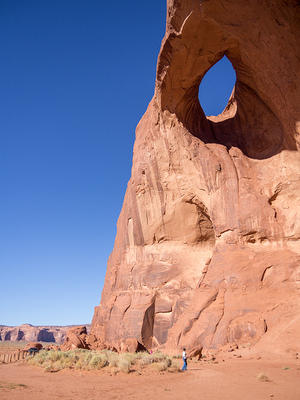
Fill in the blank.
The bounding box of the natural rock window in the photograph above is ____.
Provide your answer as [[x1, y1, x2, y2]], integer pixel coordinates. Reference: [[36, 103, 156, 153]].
[[90, 1, 299, 354], [198, 55, 236, 117]]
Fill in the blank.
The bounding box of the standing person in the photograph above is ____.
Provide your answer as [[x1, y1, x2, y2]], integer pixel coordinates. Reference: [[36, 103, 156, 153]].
[[182, 347, 187, 371]]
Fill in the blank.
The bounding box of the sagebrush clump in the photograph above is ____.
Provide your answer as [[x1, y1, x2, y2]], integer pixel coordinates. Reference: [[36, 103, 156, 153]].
[[27, 349, 180, 374]]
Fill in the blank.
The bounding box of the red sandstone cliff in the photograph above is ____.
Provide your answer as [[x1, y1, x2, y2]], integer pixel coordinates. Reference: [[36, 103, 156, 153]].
[[91, 0, 300, 355]]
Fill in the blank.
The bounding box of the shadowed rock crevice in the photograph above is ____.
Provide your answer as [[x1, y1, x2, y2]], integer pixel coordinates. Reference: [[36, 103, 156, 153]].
[[141, 302, 155, 349], [37, 329, 56, 342], [16, 330, 24, 341]]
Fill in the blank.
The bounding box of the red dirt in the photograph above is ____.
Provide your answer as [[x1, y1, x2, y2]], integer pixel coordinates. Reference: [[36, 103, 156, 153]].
[[1, 359, 300, 400]]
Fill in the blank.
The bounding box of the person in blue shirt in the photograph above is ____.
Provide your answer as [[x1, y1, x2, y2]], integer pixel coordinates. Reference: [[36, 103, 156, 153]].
[[182, 348, 187, 371]]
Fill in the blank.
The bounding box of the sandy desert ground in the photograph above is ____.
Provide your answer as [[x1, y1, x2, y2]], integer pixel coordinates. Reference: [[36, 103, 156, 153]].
[[0, 356, 300, 400]]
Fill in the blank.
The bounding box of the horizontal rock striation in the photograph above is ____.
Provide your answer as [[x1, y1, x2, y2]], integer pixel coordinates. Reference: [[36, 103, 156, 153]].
[[91, 0, 300, 355]]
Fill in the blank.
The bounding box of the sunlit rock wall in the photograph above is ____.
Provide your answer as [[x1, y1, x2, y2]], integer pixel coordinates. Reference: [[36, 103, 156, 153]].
[[91, 0, 300, 354]]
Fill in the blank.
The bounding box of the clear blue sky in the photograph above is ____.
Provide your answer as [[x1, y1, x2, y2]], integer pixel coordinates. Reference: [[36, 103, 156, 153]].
[[0, 0, 235, 326]]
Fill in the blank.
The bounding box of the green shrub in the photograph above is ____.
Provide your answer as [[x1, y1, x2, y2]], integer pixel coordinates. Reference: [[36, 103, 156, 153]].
[[89, 354, 108, 369]]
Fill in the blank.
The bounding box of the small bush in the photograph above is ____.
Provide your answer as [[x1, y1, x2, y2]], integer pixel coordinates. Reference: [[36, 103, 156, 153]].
[[138, 355, 152, 366], [0, 381, 28, 390], [75, 360, 84, 370], [135, 351, 150, 359], [106, 351, 118, 367], [257, 373, 271, 382], [48, 350, 63, 362], [151, 361, 167, 372], [30, 350, 48, 365], [150, 358, 171, 372], [116, 353, 139, 373], [89, 354, 108, 369], [150, 352, 167, 363], [121, 352, 138, 365], [117, 358, 131, 373], [169, 359, 180, 372]]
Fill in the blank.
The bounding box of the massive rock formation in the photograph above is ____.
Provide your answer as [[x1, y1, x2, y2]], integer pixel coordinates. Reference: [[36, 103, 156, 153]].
[[91, 0, 300, 355], [0, 324, 90, 344]]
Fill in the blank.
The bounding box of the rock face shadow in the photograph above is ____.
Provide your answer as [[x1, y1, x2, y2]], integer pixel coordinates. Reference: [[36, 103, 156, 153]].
[[157, 11, 297, 160], [37, 330, 55, 343]]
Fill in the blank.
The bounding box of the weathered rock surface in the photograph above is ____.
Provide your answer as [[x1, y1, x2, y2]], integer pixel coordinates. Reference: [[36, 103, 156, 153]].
[[60, 326, 89, 351], [0, 324, 90, 344], [91, 0, 300, 355], [23, 342, 43, 351]]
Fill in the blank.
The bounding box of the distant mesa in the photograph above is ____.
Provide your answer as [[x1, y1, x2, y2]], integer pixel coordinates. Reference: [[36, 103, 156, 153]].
[[0, 324, 91, 344]]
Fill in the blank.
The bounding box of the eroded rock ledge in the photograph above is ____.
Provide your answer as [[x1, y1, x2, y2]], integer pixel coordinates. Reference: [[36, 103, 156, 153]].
[[90, 0, 300, 355]]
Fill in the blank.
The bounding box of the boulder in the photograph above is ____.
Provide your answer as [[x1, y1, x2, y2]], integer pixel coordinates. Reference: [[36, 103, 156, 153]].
[[60, 326, 89, 351], [119, 338, 147, 353], [188, 346, 203, 360], [23, 342, 43, 351]]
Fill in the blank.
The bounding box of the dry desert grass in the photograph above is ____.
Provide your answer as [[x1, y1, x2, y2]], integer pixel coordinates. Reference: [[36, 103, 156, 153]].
[[27, 349, 181, 374], [0, 381, 28, 390], [0, 341, 55, 350]]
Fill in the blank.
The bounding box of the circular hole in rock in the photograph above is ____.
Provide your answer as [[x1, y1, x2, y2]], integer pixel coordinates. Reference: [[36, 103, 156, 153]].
[[198, 55, 236, 117]]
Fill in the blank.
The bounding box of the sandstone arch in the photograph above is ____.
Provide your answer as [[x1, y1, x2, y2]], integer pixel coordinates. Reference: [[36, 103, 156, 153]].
[[90, 0, 300, 355], [157, 8, 293, 159]]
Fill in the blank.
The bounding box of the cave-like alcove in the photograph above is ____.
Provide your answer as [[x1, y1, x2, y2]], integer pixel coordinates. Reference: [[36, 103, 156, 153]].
[[158, 12, 285, 159]]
